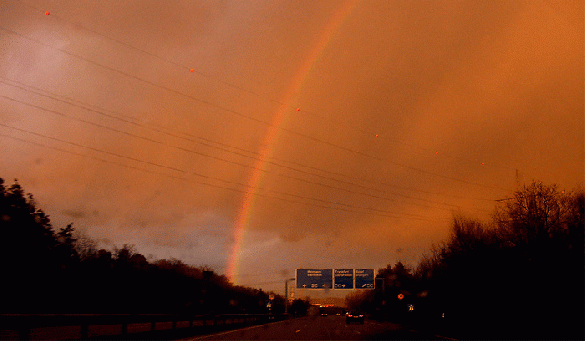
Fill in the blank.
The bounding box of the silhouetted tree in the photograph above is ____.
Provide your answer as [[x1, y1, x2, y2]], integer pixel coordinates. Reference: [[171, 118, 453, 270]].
[[1, 178, 60, 312], [410, 181, 584, 339], [289, 298, 311, 316], [345, 288, 375, 314], [491, 182, 584, 338], [0, 177, 346, 318]]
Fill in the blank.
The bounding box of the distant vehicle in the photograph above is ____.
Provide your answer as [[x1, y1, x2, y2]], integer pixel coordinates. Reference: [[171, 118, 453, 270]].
[[320, 312, 328, 316], [346, 312, 364, 324]]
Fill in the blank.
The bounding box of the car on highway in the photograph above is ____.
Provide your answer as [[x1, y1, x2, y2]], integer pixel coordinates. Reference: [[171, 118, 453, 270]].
[[345, 311, 364, 324]]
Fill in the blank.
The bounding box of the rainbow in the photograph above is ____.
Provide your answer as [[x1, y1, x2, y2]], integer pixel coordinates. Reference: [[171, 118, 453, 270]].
[[227, 0, 359, 284]]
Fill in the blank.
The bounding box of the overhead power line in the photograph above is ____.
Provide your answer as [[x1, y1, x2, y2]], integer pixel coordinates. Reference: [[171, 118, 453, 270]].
[[12, 0, 516, 172], [0, 76, 494, 205], [1, 92, 486, 213], [0, 122, 451, 222], [0, 25, 511, 193]]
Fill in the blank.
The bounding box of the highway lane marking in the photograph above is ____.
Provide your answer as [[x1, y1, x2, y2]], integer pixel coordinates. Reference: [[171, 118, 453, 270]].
[[185, 319, 290, 340]]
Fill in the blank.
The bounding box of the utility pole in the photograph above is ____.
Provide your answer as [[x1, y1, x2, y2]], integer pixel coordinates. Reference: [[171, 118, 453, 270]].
[[284, 278, 295, 314]]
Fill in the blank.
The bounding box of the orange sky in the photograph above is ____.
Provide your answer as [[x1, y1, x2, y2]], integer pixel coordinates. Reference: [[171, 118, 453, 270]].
[[0, 0, 583, 295]]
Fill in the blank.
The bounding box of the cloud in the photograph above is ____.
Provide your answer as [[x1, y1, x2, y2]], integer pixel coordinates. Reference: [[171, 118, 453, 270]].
[[61, 209, 87, 219], [0, 0, 581, 293]]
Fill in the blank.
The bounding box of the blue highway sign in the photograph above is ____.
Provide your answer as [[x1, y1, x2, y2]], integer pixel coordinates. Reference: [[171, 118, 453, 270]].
[[355, 269, 375, 289], [334, 269, 354, 289], [296, 269, 333, 289]]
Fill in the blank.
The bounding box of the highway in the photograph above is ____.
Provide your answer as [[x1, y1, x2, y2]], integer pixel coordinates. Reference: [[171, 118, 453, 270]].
[[183, 315, 455, 340]]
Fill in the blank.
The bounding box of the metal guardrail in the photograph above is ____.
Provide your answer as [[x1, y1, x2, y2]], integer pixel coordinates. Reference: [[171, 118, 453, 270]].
[[0, 313, 288, 340]]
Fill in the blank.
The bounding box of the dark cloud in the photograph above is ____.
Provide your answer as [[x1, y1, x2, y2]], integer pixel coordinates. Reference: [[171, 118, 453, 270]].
[[0, 0, 581, 294], [61, 209, 87, 219]]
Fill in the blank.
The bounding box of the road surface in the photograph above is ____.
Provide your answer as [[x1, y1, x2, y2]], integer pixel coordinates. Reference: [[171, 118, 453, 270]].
[[181, 315, 455, 340]]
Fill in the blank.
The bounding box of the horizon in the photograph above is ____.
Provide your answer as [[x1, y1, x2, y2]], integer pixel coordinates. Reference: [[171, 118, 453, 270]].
[[1, 0, 582, 296]]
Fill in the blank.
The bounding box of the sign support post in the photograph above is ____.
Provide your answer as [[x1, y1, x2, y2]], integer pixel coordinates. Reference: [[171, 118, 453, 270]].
[[284, 278, 295, 314]]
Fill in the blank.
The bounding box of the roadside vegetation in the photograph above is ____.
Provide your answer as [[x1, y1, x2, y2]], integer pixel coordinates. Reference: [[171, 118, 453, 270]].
[[2, 177, 581, 338], [0, 177, 310, 316], [346, 181, 583, 339]]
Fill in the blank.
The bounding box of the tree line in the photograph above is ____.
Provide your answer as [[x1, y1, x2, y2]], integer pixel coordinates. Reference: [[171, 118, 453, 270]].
[[0, 178, 310, 316], [346, 181, 583, 339]]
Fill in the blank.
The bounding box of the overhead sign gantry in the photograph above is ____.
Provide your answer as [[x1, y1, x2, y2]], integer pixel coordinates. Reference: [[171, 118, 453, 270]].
[[296, 269, 374, 289], [355, 269, 375, 288], [296, 269, 332, 289], [334, 269, 353, 289]]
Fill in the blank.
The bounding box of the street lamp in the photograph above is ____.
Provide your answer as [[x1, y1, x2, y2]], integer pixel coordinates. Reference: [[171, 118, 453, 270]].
[[284, 278, 295, 314]]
